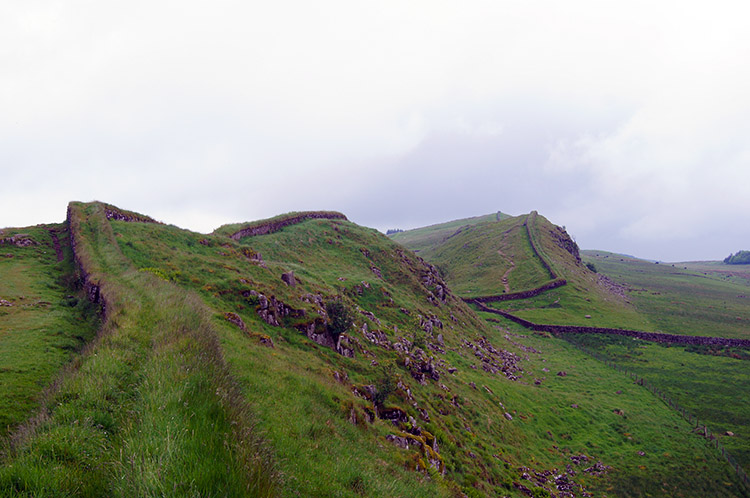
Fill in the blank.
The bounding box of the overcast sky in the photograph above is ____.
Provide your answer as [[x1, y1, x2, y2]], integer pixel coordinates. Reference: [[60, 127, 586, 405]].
[[2, 1, 749, 261]]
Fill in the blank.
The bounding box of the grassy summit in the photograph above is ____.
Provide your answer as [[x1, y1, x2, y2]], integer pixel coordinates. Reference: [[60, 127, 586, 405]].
[[393, 212, 650, 330]]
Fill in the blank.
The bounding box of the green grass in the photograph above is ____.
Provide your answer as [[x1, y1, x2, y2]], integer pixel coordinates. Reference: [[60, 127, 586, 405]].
[[0, 224, 99, 439], [398, 211, 650, 330], [0, 203, 278, 497], [106, 207, 747, 496], [212, 210, 347, 238], [3, 202, 748, 496], [564, 333, 750, 478], [411, 215, 550, 297], [583, 251, 750, 339], [575, 250, 750, 478], [389, 212, 510, 254]]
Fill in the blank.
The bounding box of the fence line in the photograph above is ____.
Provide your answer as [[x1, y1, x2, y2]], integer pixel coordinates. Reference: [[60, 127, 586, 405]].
[[562, 337, 750, 490]]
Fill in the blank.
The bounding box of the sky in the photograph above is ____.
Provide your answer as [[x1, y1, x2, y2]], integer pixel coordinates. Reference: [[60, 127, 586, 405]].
[[2, 0, 750, 262]]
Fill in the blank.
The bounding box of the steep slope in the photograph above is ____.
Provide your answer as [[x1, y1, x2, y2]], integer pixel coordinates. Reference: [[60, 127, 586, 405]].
[[389, 212, 510, 253], [2, 203, 746, 497], [396, 212, 650, 330], [108, 206, 746, 496]]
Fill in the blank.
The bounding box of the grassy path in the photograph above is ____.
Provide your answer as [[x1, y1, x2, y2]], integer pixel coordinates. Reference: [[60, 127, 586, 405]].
[[0, 203, 278, 497], [497, 249, 514, 293]]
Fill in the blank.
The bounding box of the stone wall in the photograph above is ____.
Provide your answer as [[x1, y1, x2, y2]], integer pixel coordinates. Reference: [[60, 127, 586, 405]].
[[67, 205, 106, 316], [470, 300, 750, 348], [229, 211, 348, 240], [471, 278, 568, 303]]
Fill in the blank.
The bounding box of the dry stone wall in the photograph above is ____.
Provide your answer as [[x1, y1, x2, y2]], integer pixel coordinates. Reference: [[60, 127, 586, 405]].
[[471, 300, 750, 347], [229, 211, 347, 240]]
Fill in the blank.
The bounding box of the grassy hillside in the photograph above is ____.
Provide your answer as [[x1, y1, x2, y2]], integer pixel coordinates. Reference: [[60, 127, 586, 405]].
[[395, 212, 651, 330], [409, 215, 550, 298], [583, 251, 750, 339], [577, 250, 750, 477], [0, 224, 99, 439], [1, 202, 747, 496], [1, 203, 278, 496], [98, 209, 750, 496], [389, 212, 509, 253]]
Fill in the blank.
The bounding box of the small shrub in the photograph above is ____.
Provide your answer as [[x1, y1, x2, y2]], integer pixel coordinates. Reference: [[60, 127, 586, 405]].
[[372, 364, 396, 409], [585, 262, 597, 273], [325, 298, 354, 341], [411, 330, 426, 350]]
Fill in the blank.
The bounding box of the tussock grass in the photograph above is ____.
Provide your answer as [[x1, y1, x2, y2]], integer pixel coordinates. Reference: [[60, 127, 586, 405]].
[[0, 202, 278, 497], [0, 224, 99, 441], [108, 208, 747, 496]]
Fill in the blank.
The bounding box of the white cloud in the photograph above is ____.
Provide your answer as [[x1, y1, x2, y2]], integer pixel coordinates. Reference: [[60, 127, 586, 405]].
[[2, 0, 750, 260]]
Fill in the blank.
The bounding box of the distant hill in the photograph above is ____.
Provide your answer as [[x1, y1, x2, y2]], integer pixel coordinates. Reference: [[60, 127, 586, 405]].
[[388, 212, 510, 253], [393, 211, 650, 330]]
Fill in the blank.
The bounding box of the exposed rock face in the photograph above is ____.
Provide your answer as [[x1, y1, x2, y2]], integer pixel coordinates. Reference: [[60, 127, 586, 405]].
[[403, 347, 440, 385], [550, 224, 581, 264], [281, 271, 296, 287], [515, 455, 610, 498], [301, 320, 355, 357], [358, 309, 381, 326], [229, 211, 348, 240], [361, 323, 391, 349], [418, 260, 452, 306], [419, 315, 443, 334], [258, 335, 275, 348], [461, 337, 523, 381], [256, 294, 303, 327], [0, 234, 37, 247]]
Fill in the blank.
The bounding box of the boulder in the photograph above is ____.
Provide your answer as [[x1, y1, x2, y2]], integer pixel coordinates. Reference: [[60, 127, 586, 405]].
[[281, 271, 296, 287], [224, 312, 247, 332]]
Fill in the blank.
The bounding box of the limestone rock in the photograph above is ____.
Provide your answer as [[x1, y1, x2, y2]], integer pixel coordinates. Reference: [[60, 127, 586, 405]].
[[281, 271, 296, 287]]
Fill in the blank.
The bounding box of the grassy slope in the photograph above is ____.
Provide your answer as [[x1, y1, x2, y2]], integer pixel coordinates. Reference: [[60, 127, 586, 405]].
[[396, 212, 651, 330], [110, 211, 744, 496], [0, 224, 98, 438], [1, 203, 277, 497], [391, 211, 750, 494], [566, 332, 750, 479], [389, 212, 509, 254], [411, 215, 550, 297], [491, 319, 747, 498], [496, 216, 652, 329], [579, 250, 750, 476], [1, 204, 745, 496], [583, 251, 750, 339]]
